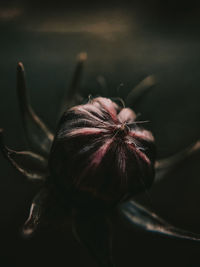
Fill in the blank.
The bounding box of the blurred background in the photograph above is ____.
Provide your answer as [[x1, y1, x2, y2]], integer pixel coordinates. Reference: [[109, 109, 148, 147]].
[[1, 0, 200, 266]]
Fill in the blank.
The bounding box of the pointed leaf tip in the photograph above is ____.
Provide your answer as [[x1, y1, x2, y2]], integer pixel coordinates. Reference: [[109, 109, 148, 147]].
[[144, 75, 156, 86], [77, 52, 87, 62], [17, 62, 24, 71], [22, 225, 34, 238]]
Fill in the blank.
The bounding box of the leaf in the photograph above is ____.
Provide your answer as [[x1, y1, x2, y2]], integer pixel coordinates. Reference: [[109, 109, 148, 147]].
[[0, 129, 48, 181], [17, 62, 54, 156], [120, 200, 200, 241]]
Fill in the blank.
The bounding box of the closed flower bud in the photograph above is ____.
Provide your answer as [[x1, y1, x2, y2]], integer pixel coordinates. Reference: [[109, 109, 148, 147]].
[[49, 97, 156, 209]]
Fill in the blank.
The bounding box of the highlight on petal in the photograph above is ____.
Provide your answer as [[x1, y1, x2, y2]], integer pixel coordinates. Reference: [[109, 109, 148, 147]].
[[89, 138, 113, 168], [117, 108, 136, 124], [92, 97, 118, 122], [62, 127, 108, 138], [129, 129, 155, 142]]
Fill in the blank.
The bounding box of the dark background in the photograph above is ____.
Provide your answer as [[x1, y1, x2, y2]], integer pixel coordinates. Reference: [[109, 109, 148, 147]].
[[1, 1, 200, 266]]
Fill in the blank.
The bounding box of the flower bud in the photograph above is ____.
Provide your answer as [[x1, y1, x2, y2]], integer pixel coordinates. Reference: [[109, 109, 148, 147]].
[[49, 97, 156, 209]]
